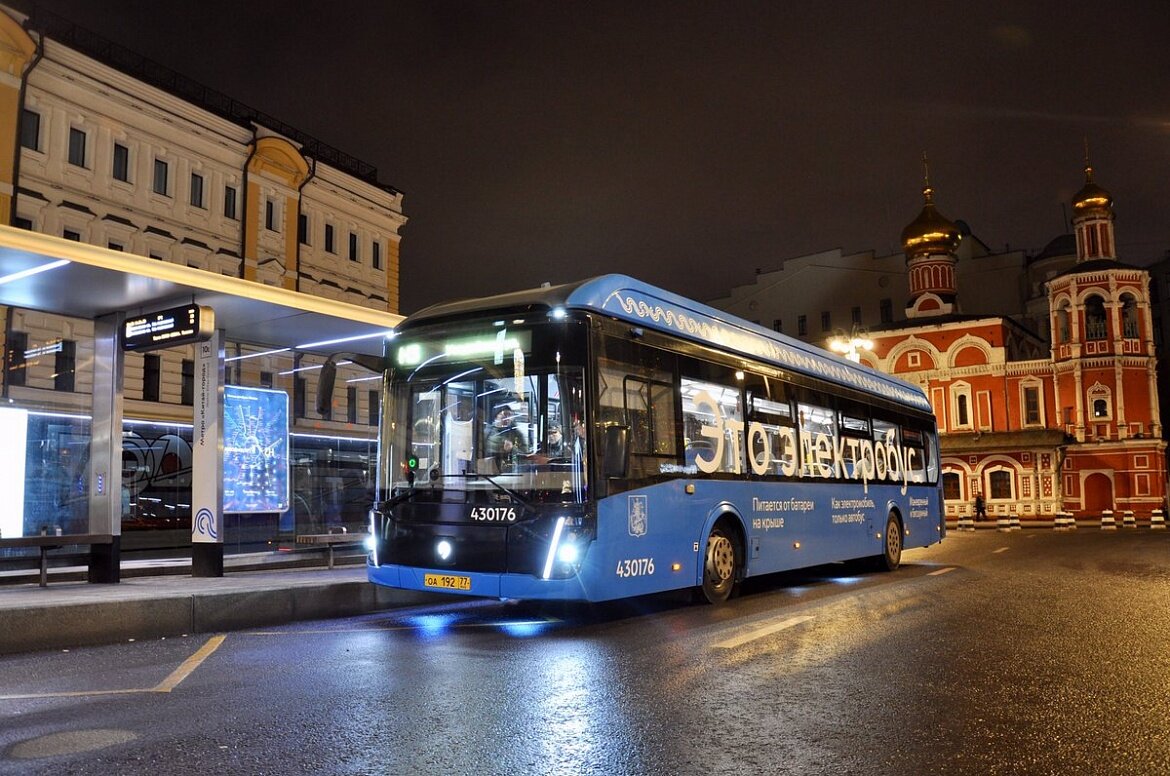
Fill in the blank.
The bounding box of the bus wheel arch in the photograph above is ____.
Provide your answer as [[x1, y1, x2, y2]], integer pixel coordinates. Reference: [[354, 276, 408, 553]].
[[875, 508, 903, 572], [699, 512, 744, 604]]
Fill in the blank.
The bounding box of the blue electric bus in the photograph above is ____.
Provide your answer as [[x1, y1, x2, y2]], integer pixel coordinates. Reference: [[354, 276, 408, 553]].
[[344, 275, 943, 604]]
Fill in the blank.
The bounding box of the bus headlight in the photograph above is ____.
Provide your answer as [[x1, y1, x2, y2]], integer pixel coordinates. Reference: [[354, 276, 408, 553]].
[[556, 542, 580, 565], [543, 518, 590, 579], [436, 538, 454, 561]]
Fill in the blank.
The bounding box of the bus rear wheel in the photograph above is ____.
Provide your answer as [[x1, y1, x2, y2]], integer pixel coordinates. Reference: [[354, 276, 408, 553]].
[[700, 524, 739, 604], [876, 512, 903, 571]]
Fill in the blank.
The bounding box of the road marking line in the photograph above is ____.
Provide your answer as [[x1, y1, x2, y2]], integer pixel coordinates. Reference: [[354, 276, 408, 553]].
[[993, 547, 1010, 554], [712, 615, 814, 650], [152, 634, 226, 693], [0, 634, 227, 701], [0, 687, 149, 700], [928, 566, 957, 576]]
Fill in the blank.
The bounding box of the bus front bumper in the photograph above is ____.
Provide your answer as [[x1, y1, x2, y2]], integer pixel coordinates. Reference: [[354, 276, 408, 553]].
[[368, 560, 591, 601]]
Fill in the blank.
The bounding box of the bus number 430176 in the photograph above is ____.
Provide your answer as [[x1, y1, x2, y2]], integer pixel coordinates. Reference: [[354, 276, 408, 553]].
[[616, 558, 655, 577]]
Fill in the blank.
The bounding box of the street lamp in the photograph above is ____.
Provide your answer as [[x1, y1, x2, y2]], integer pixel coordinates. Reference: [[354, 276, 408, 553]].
[[828, 331, 874, 363]]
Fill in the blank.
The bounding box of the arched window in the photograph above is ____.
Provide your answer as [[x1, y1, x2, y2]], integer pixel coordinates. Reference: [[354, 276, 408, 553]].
[[942, 472, 961, 501], [957, 394, 970, 426], [1087, 383, 1112, 420], [1056, 304, 1071, 343], [1084, 295, 1107, 340], [1120, 294, 1139, 339], [988, 469, 1013, 499]]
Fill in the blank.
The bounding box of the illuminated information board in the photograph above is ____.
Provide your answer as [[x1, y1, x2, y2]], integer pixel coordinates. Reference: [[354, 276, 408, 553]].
[[223, 386, 289, 514], [122, 304, 214, 352]]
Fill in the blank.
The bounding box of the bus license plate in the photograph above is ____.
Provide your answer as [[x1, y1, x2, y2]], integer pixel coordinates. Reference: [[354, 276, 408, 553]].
[[424, 573, 471, 591]]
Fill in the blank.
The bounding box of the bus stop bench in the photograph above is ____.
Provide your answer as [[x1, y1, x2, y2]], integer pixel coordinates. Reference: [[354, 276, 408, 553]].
[[295, 533, 366, 569], [0, 533, 115, 587]]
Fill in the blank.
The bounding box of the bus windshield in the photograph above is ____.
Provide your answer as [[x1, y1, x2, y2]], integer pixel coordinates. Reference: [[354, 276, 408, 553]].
[[382, 322, 588, 502]]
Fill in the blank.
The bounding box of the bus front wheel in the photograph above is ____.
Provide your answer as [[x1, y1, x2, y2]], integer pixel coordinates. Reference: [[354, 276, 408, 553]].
[[876, 512, 903, 572], [700, 524, 739, 604]]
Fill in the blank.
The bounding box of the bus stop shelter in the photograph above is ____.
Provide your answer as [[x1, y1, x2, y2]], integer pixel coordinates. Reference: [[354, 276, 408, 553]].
[[0, 226, 402, 581]]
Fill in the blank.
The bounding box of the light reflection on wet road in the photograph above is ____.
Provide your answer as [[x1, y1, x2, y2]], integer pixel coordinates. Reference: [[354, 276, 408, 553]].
[[2, 529, 1169, 775]]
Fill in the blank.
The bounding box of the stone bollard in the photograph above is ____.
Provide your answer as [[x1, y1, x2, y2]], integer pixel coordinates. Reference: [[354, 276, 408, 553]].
[[1009, 511, 1021, 530], [1053, 512, 1069, 531], [956, 513, 974, 532], [1151, 509, 1166, 530], [1122, 510, 1136, 528], [1100, 509, 1116, 530], [996, 514, 1012, 532]]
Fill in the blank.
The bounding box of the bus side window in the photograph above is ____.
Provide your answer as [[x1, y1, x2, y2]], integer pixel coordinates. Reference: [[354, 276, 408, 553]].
[[747, 376, 795, 479], [682, 375, 744, 474], [902, 426, 928, 483]]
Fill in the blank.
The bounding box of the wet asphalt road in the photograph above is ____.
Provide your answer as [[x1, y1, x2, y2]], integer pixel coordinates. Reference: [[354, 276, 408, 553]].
[[1, 528, 1168, 775]]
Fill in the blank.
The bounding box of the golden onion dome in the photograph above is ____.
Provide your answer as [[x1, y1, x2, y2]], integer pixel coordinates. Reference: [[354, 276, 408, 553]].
[[901, 185, 961, 259], [1072, 164, 1112, 217]]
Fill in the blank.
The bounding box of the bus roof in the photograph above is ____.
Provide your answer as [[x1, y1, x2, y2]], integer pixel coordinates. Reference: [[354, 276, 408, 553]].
[[401, 274, 931, 412]]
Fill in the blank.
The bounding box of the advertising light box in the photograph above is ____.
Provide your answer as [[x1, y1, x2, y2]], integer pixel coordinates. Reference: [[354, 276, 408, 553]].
[[223, 386, 289, 514]]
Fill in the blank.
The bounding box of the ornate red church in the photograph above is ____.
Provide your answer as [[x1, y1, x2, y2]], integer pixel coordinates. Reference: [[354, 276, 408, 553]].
[[862, 164, 1166, 521]]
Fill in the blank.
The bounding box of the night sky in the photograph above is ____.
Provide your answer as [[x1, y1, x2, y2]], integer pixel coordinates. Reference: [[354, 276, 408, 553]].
[[25, 1, 1170, 314]]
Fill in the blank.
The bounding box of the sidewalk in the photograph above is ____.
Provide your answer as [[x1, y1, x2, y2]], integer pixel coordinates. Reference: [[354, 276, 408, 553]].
[[0, 553, 442, 655]]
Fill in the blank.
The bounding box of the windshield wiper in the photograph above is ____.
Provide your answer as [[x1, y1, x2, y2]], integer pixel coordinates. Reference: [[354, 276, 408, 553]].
[[464, 473, 534, 510], [381, 472, 533, 512]]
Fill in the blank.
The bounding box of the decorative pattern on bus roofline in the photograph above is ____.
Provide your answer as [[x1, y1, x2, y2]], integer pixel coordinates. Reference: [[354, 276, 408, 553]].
[[603, 291, 930, 411]]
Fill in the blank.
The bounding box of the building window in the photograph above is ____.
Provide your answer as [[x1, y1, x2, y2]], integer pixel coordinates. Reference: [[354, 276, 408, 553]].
[[143, 354, 160, 401], [294, 377, 306, 418], [1084, 295, 1107, 340], [772, 318, 782, 333], [6, 331, 27, 387], [988, 469, 1013, 500], [851, 306, 862, 326], [298, 214, 309, 245], [349, 232, 359, 262], [265, 199, 276, 231], [108, 242, 123, 252], [942, 472, 960, 502], [153, 159, 169, 196], [372, 240, 382, 270], [68, 127, 87, 167], [63, 229, 81, 241], [260, 370, 273, 389], [224, 186, 238, 219], [180, 359, 194, 405], [821, 311, 831, 332], [112, 143, 130, 182], [879, 298, 893, 324], [54, 340, 76, 392], [347, 386, 358, 424], [1056, 305, 1071, 343], [324, 224, 335, 253], [13, 217, 32, 230], [190, 172, 204, 208], [20, 109, 40, 151], [797, 315, 807, 336], [1087, 384, 1112, 420], [1121, 294, 1139, 339], [950, 382, 973, 430], [1023, 385, 1042, 426], [368, 389, 380, 426]]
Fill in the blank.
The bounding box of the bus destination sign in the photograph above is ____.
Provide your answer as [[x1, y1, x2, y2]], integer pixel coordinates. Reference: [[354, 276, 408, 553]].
[[122, 304, 214, 352]]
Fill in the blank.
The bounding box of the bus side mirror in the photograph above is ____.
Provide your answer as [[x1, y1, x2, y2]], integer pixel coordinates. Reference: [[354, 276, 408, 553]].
[[602, 424, 630, 479]]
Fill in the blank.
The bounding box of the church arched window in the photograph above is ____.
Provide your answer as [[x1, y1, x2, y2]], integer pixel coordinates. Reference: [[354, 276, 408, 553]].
[[1120, 293, 1139, 339], [1084, 295, 1107, 341]]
